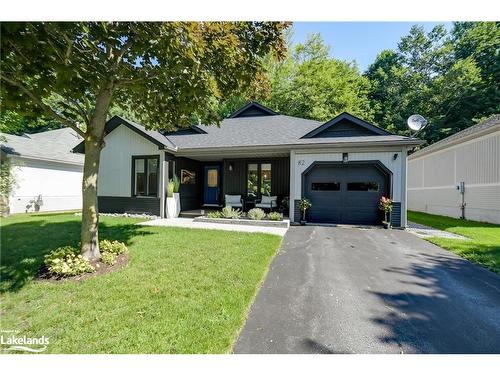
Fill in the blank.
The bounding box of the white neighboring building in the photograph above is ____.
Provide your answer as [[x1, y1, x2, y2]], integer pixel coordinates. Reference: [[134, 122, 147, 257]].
[[408, 115, 500, 224], [0, 128, 84, 214]]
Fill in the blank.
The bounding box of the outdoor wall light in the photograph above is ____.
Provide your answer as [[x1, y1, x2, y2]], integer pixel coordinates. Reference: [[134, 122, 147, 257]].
[[393, 153, 398, 160], [342, 153, 348, 163], [228, 163, 234, 172]]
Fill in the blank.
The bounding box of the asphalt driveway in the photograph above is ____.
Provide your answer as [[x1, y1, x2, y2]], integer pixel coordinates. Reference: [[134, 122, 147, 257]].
[[234, 225, 500, 353]]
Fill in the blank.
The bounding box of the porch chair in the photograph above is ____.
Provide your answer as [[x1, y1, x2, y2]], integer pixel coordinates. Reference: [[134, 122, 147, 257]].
[[225, 194, 243, 209], [255, 195, 277, 211]]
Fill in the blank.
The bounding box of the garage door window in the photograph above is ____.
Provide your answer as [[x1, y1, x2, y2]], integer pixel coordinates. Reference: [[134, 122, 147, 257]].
[[347, 182, 379, 191], [311, 182, 340, 191]]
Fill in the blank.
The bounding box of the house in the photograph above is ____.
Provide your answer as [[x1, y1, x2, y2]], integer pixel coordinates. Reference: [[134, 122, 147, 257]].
[[74, 102, 422, 227], [408, 115, 500, 224], [0, 128, 84, 214]]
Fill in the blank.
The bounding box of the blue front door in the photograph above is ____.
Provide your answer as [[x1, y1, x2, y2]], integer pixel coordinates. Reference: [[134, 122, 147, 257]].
[[204, 166, 220, 205]]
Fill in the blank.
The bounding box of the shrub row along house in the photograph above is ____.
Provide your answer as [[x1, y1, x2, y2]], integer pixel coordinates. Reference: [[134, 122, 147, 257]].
[[74, 102, 421, 226]]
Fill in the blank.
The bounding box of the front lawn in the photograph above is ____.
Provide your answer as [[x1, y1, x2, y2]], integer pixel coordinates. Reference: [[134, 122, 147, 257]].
[[408, 211, 500, 273], [0, 212, 282, 353]]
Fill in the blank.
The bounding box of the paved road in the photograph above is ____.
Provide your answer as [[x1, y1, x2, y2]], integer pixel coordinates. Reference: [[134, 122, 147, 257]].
[[234, 225, 500, 353]]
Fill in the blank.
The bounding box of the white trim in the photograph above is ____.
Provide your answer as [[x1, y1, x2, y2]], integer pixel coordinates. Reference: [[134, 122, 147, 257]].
[[6, 153, 83, 167], [409, 129, 500, 161]]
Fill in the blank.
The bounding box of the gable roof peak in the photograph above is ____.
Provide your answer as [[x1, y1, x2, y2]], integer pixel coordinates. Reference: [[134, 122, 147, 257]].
[[228, 101, 279, 118], [301, 112, 392, 138]]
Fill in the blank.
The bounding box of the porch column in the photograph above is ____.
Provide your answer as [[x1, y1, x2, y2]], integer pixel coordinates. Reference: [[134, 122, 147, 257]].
[[159, 152, 168, 218], [289, 150, 296, 223]]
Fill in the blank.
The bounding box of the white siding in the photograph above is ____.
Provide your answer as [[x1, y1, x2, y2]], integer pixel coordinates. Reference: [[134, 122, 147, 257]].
[[408, 130, 500, 224], [98, 124, 161, 197], [290, 148, 407, 225], [9, 157, 83, 213]]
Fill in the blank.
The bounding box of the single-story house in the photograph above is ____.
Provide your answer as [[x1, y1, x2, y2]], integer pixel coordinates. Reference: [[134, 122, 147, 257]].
[[74, 102, 422, 227], [408, 115, 500, 224], [0, 128, 84, 214]]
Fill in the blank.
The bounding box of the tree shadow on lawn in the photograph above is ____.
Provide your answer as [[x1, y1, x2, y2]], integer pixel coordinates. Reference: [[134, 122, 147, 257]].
[[368, 251, 500, 353], [0, 218, 151, 294]]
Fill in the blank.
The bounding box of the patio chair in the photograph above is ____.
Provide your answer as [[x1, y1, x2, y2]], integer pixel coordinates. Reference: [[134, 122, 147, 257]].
[[225, 194, 243, 209], [255, 195, 277, 211]]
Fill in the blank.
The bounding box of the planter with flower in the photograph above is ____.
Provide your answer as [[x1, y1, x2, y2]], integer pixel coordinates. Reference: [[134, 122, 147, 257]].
[[298, 197, 312, 225], [166, 175, 181, 218], [379, 196, 393, 229]]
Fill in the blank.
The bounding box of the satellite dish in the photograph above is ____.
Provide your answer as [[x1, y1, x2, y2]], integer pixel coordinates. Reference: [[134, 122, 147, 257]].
[[407, 114, 428, 132]]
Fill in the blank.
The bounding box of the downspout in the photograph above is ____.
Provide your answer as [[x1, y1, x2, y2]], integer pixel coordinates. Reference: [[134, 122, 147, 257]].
[[159, 151, 167, 218]]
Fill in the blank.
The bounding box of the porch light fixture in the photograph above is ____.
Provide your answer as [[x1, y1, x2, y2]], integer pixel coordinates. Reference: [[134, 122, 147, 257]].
[[393, 153, 398, 160], [228, 163, 234, 172], [342, 153, 348, 163]]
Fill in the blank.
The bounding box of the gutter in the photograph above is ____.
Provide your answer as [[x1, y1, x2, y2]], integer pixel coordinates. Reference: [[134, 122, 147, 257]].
[[174, 138, 424, 156], [408, 124, 500, 160], [5, 153, 84, 167]]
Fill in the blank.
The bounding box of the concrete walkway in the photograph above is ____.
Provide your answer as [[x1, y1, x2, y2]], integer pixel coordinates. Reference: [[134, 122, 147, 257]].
[[406, 221, 468, 239], [138, 217, 289, 236]]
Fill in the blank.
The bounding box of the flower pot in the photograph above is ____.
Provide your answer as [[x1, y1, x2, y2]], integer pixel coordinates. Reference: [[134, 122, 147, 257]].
[[382, 222, 390, 229], [166, 193, 181, 218]]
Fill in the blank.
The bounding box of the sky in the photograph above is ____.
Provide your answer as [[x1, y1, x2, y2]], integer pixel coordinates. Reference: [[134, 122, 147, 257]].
[[292, 22, 453, 72]]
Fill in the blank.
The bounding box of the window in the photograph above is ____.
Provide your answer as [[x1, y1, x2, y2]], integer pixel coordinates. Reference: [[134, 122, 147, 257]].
[[261, 163, 272, 196], [133, 156, 159, 197], [247, 162, 272, 198], [247, 163, 259, 198], [347, 182, 379, 192], [311, 182, 340, 191], [207, 169, 218, 187]]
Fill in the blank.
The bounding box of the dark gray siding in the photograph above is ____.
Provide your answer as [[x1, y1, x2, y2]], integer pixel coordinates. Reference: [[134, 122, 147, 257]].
[[176, 157, 202, 211], [293, 199, 301, 222], [313, 119, 376, 138], [390, 202, 402, 228], [222, 157, 290, 198], [98, 196, 160, 216]]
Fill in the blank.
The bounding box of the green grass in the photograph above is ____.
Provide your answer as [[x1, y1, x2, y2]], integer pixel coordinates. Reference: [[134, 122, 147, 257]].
[[408, 211, 500, 273], [0, 212, 282, 353]]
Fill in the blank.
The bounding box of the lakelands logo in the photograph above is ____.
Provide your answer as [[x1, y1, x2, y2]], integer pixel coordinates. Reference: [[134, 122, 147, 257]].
[[1, 330, 49, 353]]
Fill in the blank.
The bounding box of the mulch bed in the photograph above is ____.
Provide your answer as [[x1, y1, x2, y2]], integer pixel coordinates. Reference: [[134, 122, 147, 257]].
[[37, 253, 129, 283]]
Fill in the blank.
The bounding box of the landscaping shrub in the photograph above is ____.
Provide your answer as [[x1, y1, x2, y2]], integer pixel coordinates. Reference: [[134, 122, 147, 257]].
[[99, 240, 128, 255], [221, 206, 242, 219], [101, 252, 117, 265], [207, 210, 223, 218], [267, 211, 282, 221], [44, 246, 95, 277], [247, 208, 266, 220]]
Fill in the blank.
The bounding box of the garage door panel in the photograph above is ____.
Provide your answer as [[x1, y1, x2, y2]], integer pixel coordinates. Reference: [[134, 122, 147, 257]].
[[304, 163, 388, 224]]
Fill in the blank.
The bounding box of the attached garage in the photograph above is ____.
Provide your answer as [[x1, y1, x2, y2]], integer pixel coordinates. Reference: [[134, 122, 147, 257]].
[[302, 161, 390, 224]]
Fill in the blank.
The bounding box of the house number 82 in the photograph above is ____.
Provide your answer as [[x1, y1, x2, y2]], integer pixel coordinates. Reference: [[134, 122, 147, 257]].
[[298, 160, 305, 166]]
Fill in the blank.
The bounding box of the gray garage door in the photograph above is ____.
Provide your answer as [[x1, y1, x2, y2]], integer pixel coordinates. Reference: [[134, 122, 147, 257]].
[[304, 163, 389, 224]]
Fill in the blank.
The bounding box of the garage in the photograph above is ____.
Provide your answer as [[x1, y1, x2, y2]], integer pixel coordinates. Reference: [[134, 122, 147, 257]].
[[303, 162, 390, 224]]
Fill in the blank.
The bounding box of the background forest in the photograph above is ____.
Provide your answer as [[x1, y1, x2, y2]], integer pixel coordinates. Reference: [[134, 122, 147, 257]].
[[1, 22, 498, 147]]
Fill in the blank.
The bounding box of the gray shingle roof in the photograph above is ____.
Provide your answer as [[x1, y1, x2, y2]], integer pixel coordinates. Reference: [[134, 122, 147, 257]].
[[165, 114, 418, 150], [1, 128, 84, 165], [409, 114, 500, 159]]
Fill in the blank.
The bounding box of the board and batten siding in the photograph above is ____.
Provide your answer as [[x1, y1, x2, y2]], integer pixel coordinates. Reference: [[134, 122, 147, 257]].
[[408, 130, 500, 224], [9, 157, 83, 213], [98, 124, 161, 197], [290, 148, 407, 226]]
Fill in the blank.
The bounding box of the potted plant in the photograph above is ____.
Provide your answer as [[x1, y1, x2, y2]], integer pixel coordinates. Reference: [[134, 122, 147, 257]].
[[166, 175, 181, 218], [379, 196, 393, 229], [298, 197, 312, 225]]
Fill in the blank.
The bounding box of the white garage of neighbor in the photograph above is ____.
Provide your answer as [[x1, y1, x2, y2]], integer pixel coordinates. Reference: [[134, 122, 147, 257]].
[[407, 115, 500, 224], [0, 128, 84, 214]]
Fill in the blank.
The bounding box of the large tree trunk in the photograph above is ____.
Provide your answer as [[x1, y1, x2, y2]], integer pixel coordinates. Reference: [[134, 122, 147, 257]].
[[80, 82, 114, 260]]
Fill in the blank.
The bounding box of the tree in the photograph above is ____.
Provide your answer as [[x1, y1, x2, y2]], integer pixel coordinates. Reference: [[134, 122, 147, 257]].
[[265, 33, 373, 122], [365, 23, 491, 143], [1, 22, 288, 259]]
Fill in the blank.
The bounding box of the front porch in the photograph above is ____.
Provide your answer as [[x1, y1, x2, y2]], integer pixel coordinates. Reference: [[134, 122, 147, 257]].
[[165, 154, 291, 218]]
